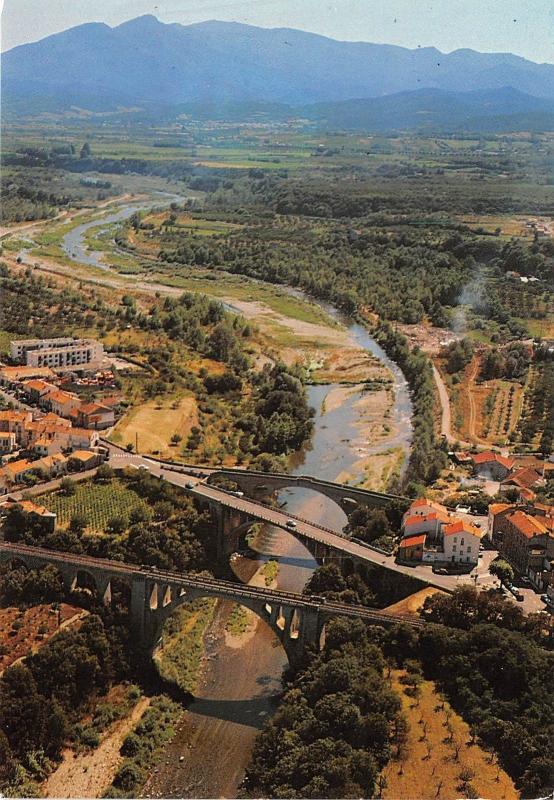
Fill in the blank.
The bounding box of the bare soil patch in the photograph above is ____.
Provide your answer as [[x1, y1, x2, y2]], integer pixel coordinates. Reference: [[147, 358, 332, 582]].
[[384, 588, 442, 616], [111, 395, 197, 456], [44, 695, 151, 798]]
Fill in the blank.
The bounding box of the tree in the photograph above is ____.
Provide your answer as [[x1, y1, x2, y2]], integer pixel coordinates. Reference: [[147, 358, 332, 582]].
[[0, 730, 16, 783], [489, 558, 514, 589], [106, 516, 127, 535], [79, 142, 92, 159], [69, 514, 88, 535], [95, 463, 114, 483], [60, 477, 76, 496]]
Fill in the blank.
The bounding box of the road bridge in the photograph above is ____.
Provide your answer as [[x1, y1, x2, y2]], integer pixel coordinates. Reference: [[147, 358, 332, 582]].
[[105, 448, 471, 593], [0, 543, 424, 664], [102, 440, 407, 513]]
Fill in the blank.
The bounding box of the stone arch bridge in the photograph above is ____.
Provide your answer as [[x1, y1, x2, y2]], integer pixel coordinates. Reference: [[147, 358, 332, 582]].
[[204, 468, 407, 514], [0, 543, 423, 665]]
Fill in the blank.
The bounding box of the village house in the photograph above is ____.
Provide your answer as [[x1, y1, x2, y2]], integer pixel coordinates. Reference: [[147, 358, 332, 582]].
[[21, 379, 58, 405], [0, 410, 33, 441], [31, 437, 63, 457], [76, 401, 115, 430], [402, 498, 450, 522], [472, 451, 514, 481], [488, 503, 513, 547], [0, 431, 17, 455], [402, 509, 451, 540], [442, 519, 482, 565], [44, 389, 81, 418], [66, 427, 100, 450], [68, 450, 101, 471], [0, 498, 57, 534], [397, 534, 426, 562], [33, 453, 68, 479], [0, 365, 56, 386], [501, 467, 545, 495], [399, 499, 481, 567], [498, 510, 553, 589], [2, 458, 38, 484]]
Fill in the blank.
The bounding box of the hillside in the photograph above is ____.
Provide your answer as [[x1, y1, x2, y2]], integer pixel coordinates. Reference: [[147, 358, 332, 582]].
[[3, 15, 554, 116]]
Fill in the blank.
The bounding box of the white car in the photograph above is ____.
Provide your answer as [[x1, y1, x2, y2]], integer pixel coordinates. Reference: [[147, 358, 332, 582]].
[[286, 520, 297, 529]]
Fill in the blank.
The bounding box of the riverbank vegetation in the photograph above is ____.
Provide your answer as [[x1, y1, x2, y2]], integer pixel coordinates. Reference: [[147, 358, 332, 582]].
[[0, 613, 137, 795], [242, 618, 403, 799]]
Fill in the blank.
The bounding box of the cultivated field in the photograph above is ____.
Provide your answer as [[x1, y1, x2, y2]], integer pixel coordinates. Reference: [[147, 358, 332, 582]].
[[0, 603, 84, 673], [41, 479, 149, 532], [382, 671, 518, 800]]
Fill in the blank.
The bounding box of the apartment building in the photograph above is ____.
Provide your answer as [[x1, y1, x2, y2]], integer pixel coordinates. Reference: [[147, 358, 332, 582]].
[[10, 337, 104, 373], [76, 402, 115, 430]]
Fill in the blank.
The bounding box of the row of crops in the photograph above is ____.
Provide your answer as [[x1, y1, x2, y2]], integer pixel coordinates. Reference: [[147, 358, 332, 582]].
[[41, 480, 150, 533]]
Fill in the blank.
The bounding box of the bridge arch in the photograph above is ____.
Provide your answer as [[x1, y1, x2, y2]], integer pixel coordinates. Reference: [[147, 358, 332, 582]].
[[147, 582, 320, 666], [71, 569, 97, 595], [206, 471, 355, 524]]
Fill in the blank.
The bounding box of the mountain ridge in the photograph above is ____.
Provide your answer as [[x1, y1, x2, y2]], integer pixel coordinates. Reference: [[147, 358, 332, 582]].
[[3, 15, 554, 113]]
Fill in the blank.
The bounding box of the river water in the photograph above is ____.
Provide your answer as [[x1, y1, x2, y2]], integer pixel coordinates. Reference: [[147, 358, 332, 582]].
[[58, 198, 413, 798]]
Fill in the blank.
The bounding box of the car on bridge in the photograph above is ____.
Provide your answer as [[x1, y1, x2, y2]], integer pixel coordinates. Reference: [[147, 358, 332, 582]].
[[286, 519, 297, 529]]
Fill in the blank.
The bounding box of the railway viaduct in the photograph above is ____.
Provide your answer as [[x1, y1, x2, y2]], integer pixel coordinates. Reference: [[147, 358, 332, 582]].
[[0, 543, 423, 665]]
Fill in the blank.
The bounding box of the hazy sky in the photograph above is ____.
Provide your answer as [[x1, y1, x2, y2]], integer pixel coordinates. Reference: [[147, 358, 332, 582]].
[[1, 0, 553, 62]]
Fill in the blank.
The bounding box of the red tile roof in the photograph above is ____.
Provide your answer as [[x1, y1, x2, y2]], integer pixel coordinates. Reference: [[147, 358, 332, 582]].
[[444, 519, 482, 538], [503, 467, 543, 489], [472, 451, 514, 470], [400, 534, 426, 547], [506, 511, 548, 539]]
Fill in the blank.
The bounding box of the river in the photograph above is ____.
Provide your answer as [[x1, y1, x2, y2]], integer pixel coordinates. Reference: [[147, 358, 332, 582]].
[[58, 198, 413, 798]]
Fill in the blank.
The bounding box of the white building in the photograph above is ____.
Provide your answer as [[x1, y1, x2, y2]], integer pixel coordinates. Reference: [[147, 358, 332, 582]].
[[10, 337, 104, 373], [442, 520, 482, 565]]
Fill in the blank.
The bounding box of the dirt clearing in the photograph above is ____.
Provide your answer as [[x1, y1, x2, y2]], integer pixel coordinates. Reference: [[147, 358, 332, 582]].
[[110, 395, 197, 456], [43, 696, 151, 798]]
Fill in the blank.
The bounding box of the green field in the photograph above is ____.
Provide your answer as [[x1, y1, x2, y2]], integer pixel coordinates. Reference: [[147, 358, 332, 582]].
[[41, 479, 149, 532]]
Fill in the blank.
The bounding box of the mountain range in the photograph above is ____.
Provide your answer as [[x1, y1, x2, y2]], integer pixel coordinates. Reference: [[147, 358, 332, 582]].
[[3, 15, 554, 131]]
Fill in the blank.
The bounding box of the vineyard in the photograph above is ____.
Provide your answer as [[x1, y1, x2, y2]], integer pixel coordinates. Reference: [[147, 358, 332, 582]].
[[479, 380, 523, 445], [41, 479, 150, 533], [517, 361, 554, 453]]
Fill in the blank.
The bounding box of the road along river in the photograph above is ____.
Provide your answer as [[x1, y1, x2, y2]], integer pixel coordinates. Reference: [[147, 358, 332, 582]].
[[58, 198, 414, 798]]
